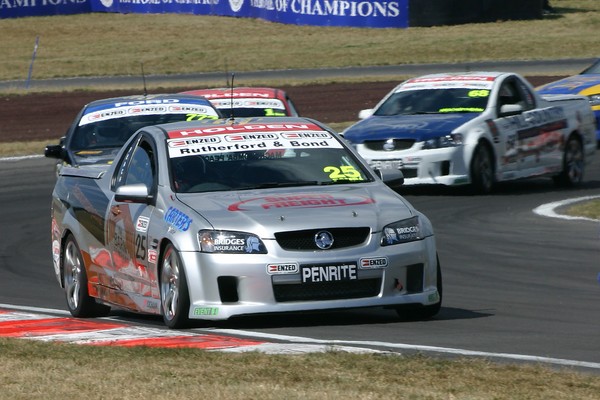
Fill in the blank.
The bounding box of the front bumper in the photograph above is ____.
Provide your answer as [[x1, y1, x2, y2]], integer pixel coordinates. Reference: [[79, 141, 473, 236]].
[[180, 235, 439, 320], [358, 143, 472, 187]]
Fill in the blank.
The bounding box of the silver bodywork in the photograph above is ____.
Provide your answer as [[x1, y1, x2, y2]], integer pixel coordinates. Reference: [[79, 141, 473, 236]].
[[51, 117, 441, 327]]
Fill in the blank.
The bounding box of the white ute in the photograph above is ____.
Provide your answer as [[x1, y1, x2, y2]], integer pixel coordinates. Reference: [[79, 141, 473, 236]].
[[343, 71, 597, 193]]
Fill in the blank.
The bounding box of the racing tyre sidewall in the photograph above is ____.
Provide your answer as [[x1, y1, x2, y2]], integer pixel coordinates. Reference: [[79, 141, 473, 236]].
[[160, 243, 191, 329]]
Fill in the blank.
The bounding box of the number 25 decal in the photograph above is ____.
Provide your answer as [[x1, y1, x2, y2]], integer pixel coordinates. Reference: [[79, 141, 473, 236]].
[[323, 165, 363, 181], [136, 234, 147, 260]]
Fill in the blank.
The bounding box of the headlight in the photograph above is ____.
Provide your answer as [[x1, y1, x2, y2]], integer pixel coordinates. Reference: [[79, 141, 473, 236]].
[[588, 94, 600, 107], [422, 133, 463, 149], [198, 230, 267, 254], [381, 216, 433, 246]]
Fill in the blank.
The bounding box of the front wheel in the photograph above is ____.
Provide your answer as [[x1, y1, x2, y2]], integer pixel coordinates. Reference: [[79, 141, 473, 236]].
[[160, 243, 190, 329], [62, 235, 110, 318], [553, 136, 584, 187], [470, 143, 494, 194]]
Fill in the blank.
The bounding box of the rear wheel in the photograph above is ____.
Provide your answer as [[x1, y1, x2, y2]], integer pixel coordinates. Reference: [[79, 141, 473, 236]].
[[63, 235, 110, 318], [553, 136, 584, 187], [470, 143, 494, 194], [160, 243, 190, 329], [396, 256, 442, 321]]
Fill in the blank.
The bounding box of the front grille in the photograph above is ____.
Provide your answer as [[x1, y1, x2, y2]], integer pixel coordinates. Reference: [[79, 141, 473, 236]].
[[273, 278, 381, 302], [275, 227, 370, 251], [364, 139, 415, 152]]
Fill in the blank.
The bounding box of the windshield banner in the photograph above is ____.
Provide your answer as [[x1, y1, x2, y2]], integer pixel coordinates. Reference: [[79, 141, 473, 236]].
[[1, 0, 409, 28]]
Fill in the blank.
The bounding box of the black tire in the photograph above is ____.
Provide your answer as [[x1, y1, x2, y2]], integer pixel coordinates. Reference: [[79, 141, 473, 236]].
[[396, 256, 443, 321], [62, 235, 111, 318], [553, 136, 584, 187], [470, 143, 494, 194], [160, 243, 191, 329]]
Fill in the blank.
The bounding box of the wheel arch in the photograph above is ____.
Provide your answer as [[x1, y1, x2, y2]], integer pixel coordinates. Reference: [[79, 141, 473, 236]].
[[565, 129, 584, 152], [57, 228, 75, 289], [467, 137, 497, 194], [473, 137, 496, 170]]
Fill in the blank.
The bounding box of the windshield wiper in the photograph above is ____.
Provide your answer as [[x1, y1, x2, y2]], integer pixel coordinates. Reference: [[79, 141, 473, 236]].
[[318, 179, 363, 185]]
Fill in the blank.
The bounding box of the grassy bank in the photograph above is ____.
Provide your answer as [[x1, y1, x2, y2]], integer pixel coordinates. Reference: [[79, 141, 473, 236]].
[[1, 337, 599, 399], [0, 0, 599, 84]]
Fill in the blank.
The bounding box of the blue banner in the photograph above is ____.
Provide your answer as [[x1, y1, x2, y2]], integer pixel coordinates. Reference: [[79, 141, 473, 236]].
[[0, 0, 91, 18], [2, 0, 408, 28]]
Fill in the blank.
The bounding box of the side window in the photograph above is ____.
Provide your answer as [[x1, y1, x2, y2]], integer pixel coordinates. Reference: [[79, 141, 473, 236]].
[[113, 137, 138, 190], [125, 145, 154, 189], [497, 80, 522, 109], [515, 80, 536, 110], [113, 135, 157, 192], [497, 78, 537, 114]]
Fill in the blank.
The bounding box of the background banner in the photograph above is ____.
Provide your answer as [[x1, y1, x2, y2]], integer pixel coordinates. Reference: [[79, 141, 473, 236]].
[[1, 0, 541, 27], [0, 0, 91, 19], [1, 0, 410, 28]]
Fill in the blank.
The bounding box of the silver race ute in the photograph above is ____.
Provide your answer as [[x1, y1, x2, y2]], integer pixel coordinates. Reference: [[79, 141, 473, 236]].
[[343, 71, 597, 193], [50, 116, 441, 328]]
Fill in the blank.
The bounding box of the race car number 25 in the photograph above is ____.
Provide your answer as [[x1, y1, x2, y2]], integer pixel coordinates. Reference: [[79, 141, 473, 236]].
[[301, 263, 358, 283]]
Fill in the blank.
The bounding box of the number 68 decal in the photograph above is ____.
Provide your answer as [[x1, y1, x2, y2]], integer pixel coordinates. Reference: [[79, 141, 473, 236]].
[[323, 165, 363, 181]]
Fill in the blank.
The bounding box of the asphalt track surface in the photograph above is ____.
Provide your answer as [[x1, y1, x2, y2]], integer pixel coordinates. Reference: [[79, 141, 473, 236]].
[[1, 154, 600, 371], [1, 60, 600, 372]]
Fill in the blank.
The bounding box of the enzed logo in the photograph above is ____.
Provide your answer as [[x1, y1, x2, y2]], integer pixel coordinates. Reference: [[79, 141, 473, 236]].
[[267, 263, 299, 275], [360, 257, 388, 269]]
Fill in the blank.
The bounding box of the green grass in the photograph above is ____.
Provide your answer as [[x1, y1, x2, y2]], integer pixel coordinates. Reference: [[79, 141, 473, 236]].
[[1, 337, 599, 399], [0, 0, 599, 84], [565, 199, 600, 219]]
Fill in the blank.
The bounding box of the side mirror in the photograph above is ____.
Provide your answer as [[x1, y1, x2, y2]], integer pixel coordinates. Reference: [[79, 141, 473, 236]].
[[115, 183, 152, 204], [358, 109, 374, 120], [44, 144, 64, 160], [374, 168, 404, 189], [499, 104, 523, 117]]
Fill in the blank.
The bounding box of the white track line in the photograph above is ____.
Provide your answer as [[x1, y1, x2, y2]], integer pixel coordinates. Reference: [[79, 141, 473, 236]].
[[0, 154, 43, 162]]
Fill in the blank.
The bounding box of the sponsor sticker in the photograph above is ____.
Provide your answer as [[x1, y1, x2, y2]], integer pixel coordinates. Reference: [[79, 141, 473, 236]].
[[212, 99, 285, 109], [168, 123, 323, 138], [136, 216, 150, 233], [301, 263, 358, 283], [193, 307, 219, 316], [79, 101, 217, 126], [164, 207, 192, 231], [228, 193, 374, 211], [267, 263, 299, 275], [148, 249, 158, 264], [360, 257, 388, 269]]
